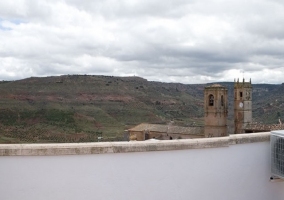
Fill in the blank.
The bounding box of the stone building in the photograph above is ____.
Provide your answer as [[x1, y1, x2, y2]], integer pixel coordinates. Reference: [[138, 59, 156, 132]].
[[128, 123, 204, 141], [129, 83, 229, 140], [244, 122, 284, 133], [234, 78, 252, 134], [204, 84, 228, 137]]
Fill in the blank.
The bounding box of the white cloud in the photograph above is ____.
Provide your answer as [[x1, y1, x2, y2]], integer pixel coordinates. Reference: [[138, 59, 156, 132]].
[[0, 0, 284, 84]]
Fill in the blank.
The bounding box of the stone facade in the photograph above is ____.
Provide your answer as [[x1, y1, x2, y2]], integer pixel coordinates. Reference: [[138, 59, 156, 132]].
[[128, 123, 204, 141], [204, 84, 228, 137], [234, 79, 252, 134]]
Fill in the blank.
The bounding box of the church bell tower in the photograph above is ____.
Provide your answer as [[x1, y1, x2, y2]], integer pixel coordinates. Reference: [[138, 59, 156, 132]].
[[204, 84, 228, 137], [234, 78, 252, 134]]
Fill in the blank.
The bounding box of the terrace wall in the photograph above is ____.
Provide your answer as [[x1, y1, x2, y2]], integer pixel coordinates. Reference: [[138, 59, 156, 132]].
[[1, 132, 284, 200]]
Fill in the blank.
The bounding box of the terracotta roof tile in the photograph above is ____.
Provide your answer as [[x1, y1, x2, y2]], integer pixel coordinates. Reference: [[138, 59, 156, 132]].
[[129, 123, 204, 135]]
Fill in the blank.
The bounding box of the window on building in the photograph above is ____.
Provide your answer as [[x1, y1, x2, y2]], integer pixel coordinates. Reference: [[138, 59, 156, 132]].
[[240, 92, 243, 98], [221, 95, 224, 106], [209, 94, 214, 106]]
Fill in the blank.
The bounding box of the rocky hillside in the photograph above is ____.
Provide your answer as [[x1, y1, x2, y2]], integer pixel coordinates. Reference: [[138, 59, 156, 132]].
[[0, 75, 283, 143]]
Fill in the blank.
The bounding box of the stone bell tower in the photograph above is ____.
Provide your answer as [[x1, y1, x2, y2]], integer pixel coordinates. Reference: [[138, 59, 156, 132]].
[[204, 84, 228, 137], [234, 78, 252, 134]]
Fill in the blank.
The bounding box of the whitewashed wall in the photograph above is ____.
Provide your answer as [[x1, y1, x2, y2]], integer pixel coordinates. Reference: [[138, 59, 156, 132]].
[[1, 141, 284, 200]]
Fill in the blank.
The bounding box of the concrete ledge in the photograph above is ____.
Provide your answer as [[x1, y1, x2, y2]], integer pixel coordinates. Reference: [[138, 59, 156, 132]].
[[229, 132, 270, 145], [0, 132, 270, 156]]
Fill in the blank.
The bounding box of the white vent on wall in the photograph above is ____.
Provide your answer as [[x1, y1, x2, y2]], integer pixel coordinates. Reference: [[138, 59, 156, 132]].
[[271, 130, 284, 179]]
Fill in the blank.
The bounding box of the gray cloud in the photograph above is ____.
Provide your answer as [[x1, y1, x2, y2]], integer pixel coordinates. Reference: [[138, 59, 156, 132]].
[[0, 0, 284, 84]]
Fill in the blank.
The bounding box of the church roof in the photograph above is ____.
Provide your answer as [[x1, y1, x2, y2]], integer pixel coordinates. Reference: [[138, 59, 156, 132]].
[[205, 83, 227, 89], [128, 123, 204, 135], [210, 84, 223, 87], [244, 123, 284, 131]]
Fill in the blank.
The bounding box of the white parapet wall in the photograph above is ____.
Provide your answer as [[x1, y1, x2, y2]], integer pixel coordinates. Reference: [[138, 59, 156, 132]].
[[1, 132, 284, 200]]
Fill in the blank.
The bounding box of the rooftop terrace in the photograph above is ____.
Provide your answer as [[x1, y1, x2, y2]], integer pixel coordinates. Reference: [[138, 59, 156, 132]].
[[1, 132, 284, 200]]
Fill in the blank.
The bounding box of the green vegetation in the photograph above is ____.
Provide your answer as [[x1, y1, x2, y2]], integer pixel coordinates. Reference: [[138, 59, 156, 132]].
[[0, 75, 283, 143]]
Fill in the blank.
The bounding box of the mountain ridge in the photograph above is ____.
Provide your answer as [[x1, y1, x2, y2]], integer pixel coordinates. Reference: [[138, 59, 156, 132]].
[[0, 75, 283, 143]]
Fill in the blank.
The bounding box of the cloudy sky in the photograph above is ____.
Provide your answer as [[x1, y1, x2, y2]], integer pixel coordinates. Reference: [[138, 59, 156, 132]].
[[0, 0, 284, 84]]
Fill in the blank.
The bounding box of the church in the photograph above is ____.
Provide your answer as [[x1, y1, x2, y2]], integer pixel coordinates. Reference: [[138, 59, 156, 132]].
[[204, 78, 252, 137], [129, 78, 282, 141]]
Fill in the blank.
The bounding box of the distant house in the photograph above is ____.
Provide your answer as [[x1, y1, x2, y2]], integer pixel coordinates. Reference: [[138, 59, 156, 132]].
[[244, 122, 284, 133], [128, 123, 204, 141]]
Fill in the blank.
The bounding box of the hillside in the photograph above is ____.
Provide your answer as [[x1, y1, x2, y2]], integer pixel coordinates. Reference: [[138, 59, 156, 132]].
[[0, 75, 283, 143]]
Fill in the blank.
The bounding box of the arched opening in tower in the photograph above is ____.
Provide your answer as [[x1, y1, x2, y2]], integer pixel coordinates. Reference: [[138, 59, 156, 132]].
[[209, 94, 214, 106]]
